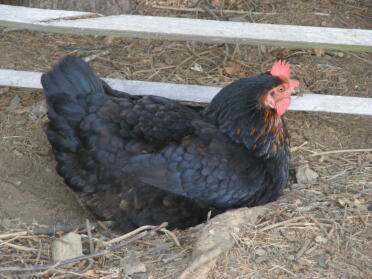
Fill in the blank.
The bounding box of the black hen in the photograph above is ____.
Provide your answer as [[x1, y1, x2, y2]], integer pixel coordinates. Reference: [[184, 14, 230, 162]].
[[41, 56, 299, 232]]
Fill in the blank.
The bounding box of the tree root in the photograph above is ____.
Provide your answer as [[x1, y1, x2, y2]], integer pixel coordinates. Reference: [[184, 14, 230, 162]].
[[178, 192, 299, 279], [178, 206, 267, 279]]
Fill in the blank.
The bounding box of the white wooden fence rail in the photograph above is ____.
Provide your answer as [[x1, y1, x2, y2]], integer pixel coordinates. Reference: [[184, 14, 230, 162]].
[[0, 4, 372, 52], [0, 4, 371, 116], [1, 69, 371, 116]]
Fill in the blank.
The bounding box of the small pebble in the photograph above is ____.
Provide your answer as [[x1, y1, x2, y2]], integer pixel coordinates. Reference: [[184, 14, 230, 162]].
[[255, 248, 266, 256], [296, 164, 319, 184], [190, 63, 203, 72], [255, 256, 270, 264], [121, 254, 147, 275], [315, 235, 328, 244], [13, 150, 23, 158], [51, 232, 83, 263], [315, 254, 328, 268], [297, 258, 312, 266]]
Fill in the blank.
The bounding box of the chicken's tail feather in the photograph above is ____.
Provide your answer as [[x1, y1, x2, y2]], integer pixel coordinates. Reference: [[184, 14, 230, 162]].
[[41, 56, 120, 194], [41, 56, 105, 153], [41, 55, 103, 98]]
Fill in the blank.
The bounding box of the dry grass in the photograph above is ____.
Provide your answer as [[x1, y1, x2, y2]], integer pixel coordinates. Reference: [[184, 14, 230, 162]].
[[208, 188, 371, 279], [0, 180, 370, 278]]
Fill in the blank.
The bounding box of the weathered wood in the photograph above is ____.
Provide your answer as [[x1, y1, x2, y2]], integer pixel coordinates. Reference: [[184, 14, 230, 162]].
[[1, 69, 371, 116], [1, 0, 132, 15], [0, 4, 95, 22], [0, 5, 371, 51]]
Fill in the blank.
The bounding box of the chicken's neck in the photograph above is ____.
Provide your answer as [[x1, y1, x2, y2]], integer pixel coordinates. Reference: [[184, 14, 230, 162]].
[[204, 101, 289, 159], [203, 73, 289, 159]]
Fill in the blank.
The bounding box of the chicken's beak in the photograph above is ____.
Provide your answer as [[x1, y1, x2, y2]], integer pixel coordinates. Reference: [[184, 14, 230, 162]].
[[289, 79, 300, 96], [291, 87, 302, 96]]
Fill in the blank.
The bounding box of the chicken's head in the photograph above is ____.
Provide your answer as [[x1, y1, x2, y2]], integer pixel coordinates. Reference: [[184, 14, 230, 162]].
[[205, 60, 300, 130], [262, 60, 299, 116]]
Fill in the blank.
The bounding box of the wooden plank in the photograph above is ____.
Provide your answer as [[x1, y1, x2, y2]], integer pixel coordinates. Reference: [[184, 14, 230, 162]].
[[0, 4, 96, 23], [0, 5, 371, 52], [1, 69, 371, 116]]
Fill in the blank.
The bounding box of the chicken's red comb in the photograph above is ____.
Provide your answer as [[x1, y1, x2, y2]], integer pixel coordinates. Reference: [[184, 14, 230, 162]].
[[270, 60, 291, 79]]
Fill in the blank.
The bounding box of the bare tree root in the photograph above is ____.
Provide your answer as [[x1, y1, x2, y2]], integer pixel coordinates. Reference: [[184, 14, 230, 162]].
[[178, 192, 301, 279], [178, 206, 267, 279]]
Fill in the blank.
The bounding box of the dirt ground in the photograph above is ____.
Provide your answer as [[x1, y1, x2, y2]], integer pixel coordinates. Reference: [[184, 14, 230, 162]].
[[0, 0, 371, 278]]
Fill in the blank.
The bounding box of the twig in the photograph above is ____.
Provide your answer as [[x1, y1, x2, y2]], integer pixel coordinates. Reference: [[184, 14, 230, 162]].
[[0, 223, 167, 273], [162, 248, 189, 263], [104, 223, 167, 245], [146, 56, 161, 81], [86, 219, 94, 254], [0, 239, 37, 252], [0, 221, 113, 241], [80, 234, 104, 244], [133, 66, 176, 74], [305, 244, 318, 256], [309, 148, 372, 157], [0, 231, 28, 239], [355, 208, 367, 227], [160, 228, 181, 247], [258, 216, 306, 232], [348, 53, 372, 66], [97, 220, 111, 231], [206, 210, 212, 223], [35, 240, 43, 266], [81, 258, 94, 273], [309, 216, 329, 235], [186, 42, 216, 65], [296, 239, 311, 259], [201, 5, 219, 20], [31, 221, 113, 236], [314, 12, 330, 16], [60, 45, 109, 51], [270, 265, 297, 278], [290, 141, 308, 152], [330, 0, 367, 10], [83, 50, 111, 62]]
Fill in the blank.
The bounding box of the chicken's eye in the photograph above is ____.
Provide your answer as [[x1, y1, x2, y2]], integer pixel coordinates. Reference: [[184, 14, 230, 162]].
[[278, 87, 285, 92]]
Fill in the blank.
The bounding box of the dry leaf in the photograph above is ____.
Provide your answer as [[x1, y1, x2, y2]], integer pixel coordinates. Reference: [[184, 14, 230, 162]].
[[337, 197, 363, 208], [296, 164, 319, 184], [292, 263, 305, 272], [13, 107, 30, 114], [314, 49, 325, 57], [223, 62, 242, 76], [83, 269, 100, 276], [190, 63, 204, 72], [0, 87, 9, 95]]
